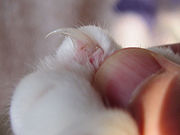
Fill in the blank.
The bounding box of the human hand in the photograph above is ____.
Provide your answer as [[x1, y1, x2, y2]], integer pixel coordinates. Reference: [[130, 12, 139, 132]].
[[94, 44, 180, 135]]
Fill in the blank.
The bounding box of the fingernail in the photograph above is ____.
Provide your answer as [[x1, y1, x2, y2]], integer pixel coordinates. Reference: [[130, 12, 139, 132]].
[[94, 48, 162, 107]]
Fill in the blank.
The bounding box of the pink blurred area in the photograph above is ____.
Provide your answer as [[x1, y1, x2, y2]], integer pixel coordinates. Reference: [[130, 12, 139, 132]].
[[0, 0, 180, 109]]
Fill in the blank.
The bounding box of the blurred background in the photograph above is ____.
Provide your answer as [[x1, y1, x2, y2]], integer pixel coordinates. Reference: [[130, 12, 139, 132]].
[[0, 0, 180, 110]]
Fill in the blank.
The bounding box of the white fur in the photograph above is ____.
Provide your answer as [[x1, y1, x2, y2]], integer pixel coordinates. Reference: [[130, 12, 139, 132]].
[[10, 25, 138, 135], [149, 47, 180, 64], [61, 110, 138, 135]]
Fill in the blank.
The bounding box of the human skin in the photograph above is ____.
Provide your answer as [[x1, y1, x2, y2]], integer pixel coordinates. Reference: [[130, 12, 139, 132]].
[[94, 43, 180, 135], [95, 43, 180, 106]]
